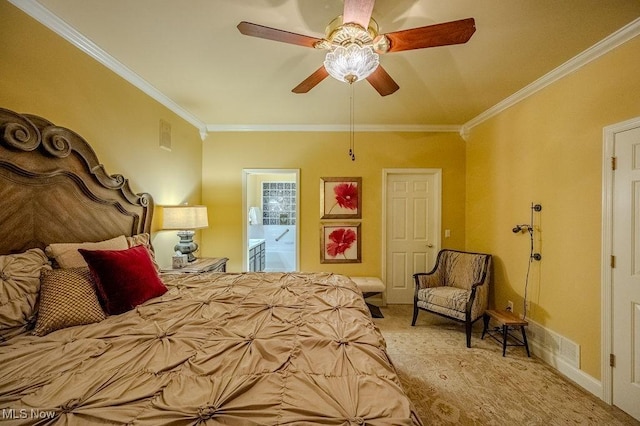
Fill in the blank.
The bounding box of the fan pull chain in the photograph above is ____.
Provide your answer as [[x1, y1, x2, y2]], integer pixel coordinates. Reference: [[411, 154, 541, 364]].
[[349, 83, 356, 161]]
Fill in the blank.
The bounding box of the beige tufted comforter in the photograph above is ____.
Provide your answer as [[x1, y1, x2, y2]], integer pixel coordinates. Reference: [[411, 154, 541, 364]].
[[0, 272, 422, 425]]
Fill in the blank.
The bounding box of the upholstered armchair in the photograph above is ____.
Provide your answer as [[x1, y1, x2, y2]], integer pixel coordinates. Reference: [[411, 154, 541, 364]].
[[412, 249, 492, 347]]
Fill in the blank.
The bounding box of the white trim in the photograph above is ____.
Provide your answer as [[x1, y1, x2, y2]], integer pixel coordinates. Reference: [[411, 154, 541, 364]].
[[601, 124, 614, 405], [502, 312, 600, 398], [601, 116, 640, 405], [462, 17, 640, 135], [10, 0, 461, 136], [529, 340, 602, 398], [9, 0, 208, 137], [14, 0, 639, 139], [381, 168, 442, 305], [206, 124, 461, 133]]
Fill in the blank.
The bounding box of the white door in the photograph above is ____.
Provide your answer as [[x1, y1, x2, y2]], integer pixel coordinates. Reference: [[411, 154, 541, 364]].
[[613, 124, 640, 420], [384, 170, 441, 303]]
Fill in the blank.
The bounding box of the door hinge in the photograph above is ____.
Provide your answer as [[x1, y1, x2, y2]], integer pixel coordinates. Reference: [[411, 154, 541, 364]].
[[612, 156, 617, 170], [610, 353, 615, 367], [611, 255, 616, 268]]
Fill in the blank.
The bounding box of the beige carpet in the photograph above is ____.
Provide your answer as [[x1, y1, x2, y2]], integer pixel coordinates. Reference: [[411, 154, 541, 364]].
[[373, 305, 639, 425]]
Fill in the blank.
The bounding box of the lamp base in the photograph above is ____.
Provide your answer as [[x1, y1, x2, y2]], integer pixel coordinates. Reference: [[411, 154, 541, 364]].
[[174, 230, 198, 262]]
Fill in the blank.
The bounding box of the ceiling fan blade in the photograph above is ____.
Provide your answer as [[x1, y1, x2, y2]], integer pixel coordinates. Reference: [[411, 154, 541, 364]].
[[383, 18, 476, 53], [343, 0, 375, 29], [366, 65, 399, 96], [237, 21, 322, 48], [292, 66, 330, 94]]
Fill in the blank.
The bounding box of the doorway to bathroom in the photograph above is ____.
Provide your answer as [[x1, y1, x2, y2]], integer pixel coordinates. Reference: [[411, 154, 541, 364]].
[[242, 169, 299, 272]]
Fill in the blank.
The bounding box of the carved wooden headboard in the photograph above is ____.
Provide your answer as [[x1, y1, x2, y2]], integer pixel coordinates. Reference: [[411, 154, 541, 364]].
[[0, 108, 153, 255]]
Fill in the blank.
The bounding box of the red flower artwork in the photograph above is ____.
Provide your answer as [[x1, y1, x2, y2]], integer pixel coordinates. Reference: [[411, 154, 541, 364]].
[[326, 228, 357, 258], [328, 183, 358, 213]]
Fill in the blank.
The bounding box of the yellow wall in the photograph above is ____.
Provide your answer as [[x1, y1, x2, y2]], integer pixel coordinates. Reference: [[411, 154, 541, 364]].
[[466, 35, 640, 378], [201, 131, 467, 273], [8, 0, 639, 385], [0, 1, 204, 266]]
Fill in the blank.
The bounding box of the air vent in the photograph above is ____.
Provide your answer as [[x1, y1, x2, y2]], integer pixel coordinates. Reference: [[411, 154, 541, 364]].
[[159, 119, 171, 151], [527, 316, 580, 368]]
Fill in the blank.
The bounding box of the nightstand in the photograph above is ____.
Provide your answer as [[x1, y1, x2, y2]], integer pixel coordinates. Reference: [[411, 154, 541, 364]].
[[161, 257, 228, 274]]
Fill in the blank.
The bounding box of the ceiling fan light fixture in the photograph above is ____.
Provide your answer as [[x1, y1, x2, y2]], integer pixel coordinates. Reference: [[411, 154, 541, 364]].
[[324, 44, 379, 84]]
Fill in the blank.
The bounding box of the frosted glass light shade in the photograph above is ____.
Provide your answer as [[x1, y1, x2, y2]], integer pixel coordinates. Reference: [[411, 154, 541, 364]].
[[162, 205, 209, 230], [324, 44, 379, 83]]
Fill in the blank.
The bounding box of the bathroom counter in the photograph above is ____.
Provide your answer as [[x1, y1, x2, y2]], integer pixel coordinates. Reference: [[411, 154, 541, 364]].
[[249, 238, 265, 250], [248, 239, 266, 272]]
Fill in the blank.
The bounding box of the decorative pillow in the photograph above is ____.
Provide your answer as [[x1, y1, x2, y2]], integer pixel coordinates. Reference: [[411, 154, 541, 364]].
[[45, 235, 128, 269], [126, 233, 160, 271], [0, 248, 51, 340], [33, 268, 106, 336], [79, 245, 168, 315]]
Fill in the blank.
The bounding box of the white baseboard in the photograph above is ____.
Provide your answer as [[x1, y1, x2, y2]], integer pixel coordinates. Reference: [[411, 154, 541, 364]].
[[529, 340, 602, 397], [525, 318, 603, 398]]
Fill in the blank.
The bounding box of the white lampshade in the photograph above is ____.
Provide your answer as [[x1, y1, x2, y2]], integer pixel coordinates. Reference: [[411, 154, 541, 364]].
[[324, 44, 379, 83], [162, 205, 209, 230]]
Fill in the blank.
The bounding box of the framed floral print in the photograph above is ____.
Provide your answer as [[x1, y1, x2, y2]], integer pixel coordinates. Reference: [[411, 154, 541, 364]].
[[320, 177, 362, 219], [320, 223, 361, 263]]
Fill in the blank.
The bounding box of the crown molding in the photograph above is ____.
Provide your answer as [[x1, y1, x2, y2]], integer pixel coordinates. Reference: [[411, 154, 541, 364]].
[[205, 123, 462, 133], [9, 0, 208, 137], [13, 1, 638, 141], [461, 17, 640, 136], [9, 0, 461, 137]]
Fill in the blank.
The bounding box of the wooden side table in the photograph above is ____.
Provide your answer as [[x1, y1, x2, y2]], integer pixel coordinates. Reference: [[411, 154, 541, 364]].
[[482, 309, 531, 357], [161, 257, 228, 274]]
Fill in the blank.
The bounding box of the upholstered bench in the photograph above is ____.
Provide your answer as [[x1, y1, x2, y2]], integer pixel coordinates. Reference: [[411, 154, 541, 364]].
[[350, 277, 385, 318]]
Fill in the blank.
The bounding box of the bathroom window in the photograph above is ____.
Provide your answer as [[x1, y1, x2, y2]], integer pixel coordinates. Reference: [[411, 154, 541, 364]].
[[262, 182, 296, 225]]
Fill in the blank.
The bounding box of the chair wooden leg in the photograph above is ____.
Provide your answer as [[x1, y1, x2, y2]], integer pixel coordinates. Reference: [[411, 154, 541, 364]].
[[465, 320, 472, 348], [481, 313, 490, 339], [411, 303, 419, 326], [502, 325, 508, 356]]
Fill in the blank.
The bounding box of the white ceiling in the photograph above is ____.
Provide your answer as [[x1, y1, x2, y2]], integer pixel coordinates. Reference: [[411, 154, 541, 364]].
[[22, 0, 640, 130]]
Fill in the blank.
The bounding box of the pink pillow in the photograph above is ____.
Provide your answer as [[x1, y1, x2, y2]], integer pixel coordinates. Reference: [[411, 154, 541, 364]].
[[78, 245, 167, 315]]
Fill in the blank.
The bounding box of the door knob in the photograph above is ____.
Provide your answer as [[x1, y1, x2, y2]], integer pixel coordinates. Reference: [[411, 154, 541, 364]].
[[427, 244, 434, 248]]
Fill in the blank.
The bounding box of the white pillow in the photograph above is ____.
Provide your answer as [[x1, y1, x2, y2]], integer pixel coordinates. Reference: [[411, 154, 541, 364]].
[[45, 235, 128, 268]]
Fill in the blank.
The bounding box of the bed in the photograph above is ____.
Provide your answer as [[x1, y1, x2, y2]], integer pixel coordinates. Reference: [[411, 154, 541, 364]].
[[0, 107, 422, 425]]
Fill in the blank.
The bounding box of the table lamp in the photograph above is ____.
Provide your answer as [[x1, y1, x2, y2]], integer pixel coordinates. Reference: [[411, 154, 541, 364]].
[[162, 205, 208, 262]]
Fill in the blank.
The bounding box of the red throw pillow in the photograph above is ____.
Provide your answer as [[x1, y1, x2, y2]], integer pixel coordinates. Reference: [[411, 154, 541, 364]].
[[78, 245, 167, 315]]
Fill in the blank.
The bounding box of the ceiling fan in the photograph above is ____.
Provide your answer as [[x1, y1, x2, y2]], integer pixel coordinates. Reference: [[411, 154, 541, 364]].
[[237, 0, 476, 96]]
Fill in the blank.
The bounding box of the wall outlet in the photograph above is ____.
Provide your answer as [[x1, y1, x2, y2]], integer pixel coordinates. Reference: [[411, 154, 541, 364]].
[[507, 301, 514, 312]]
